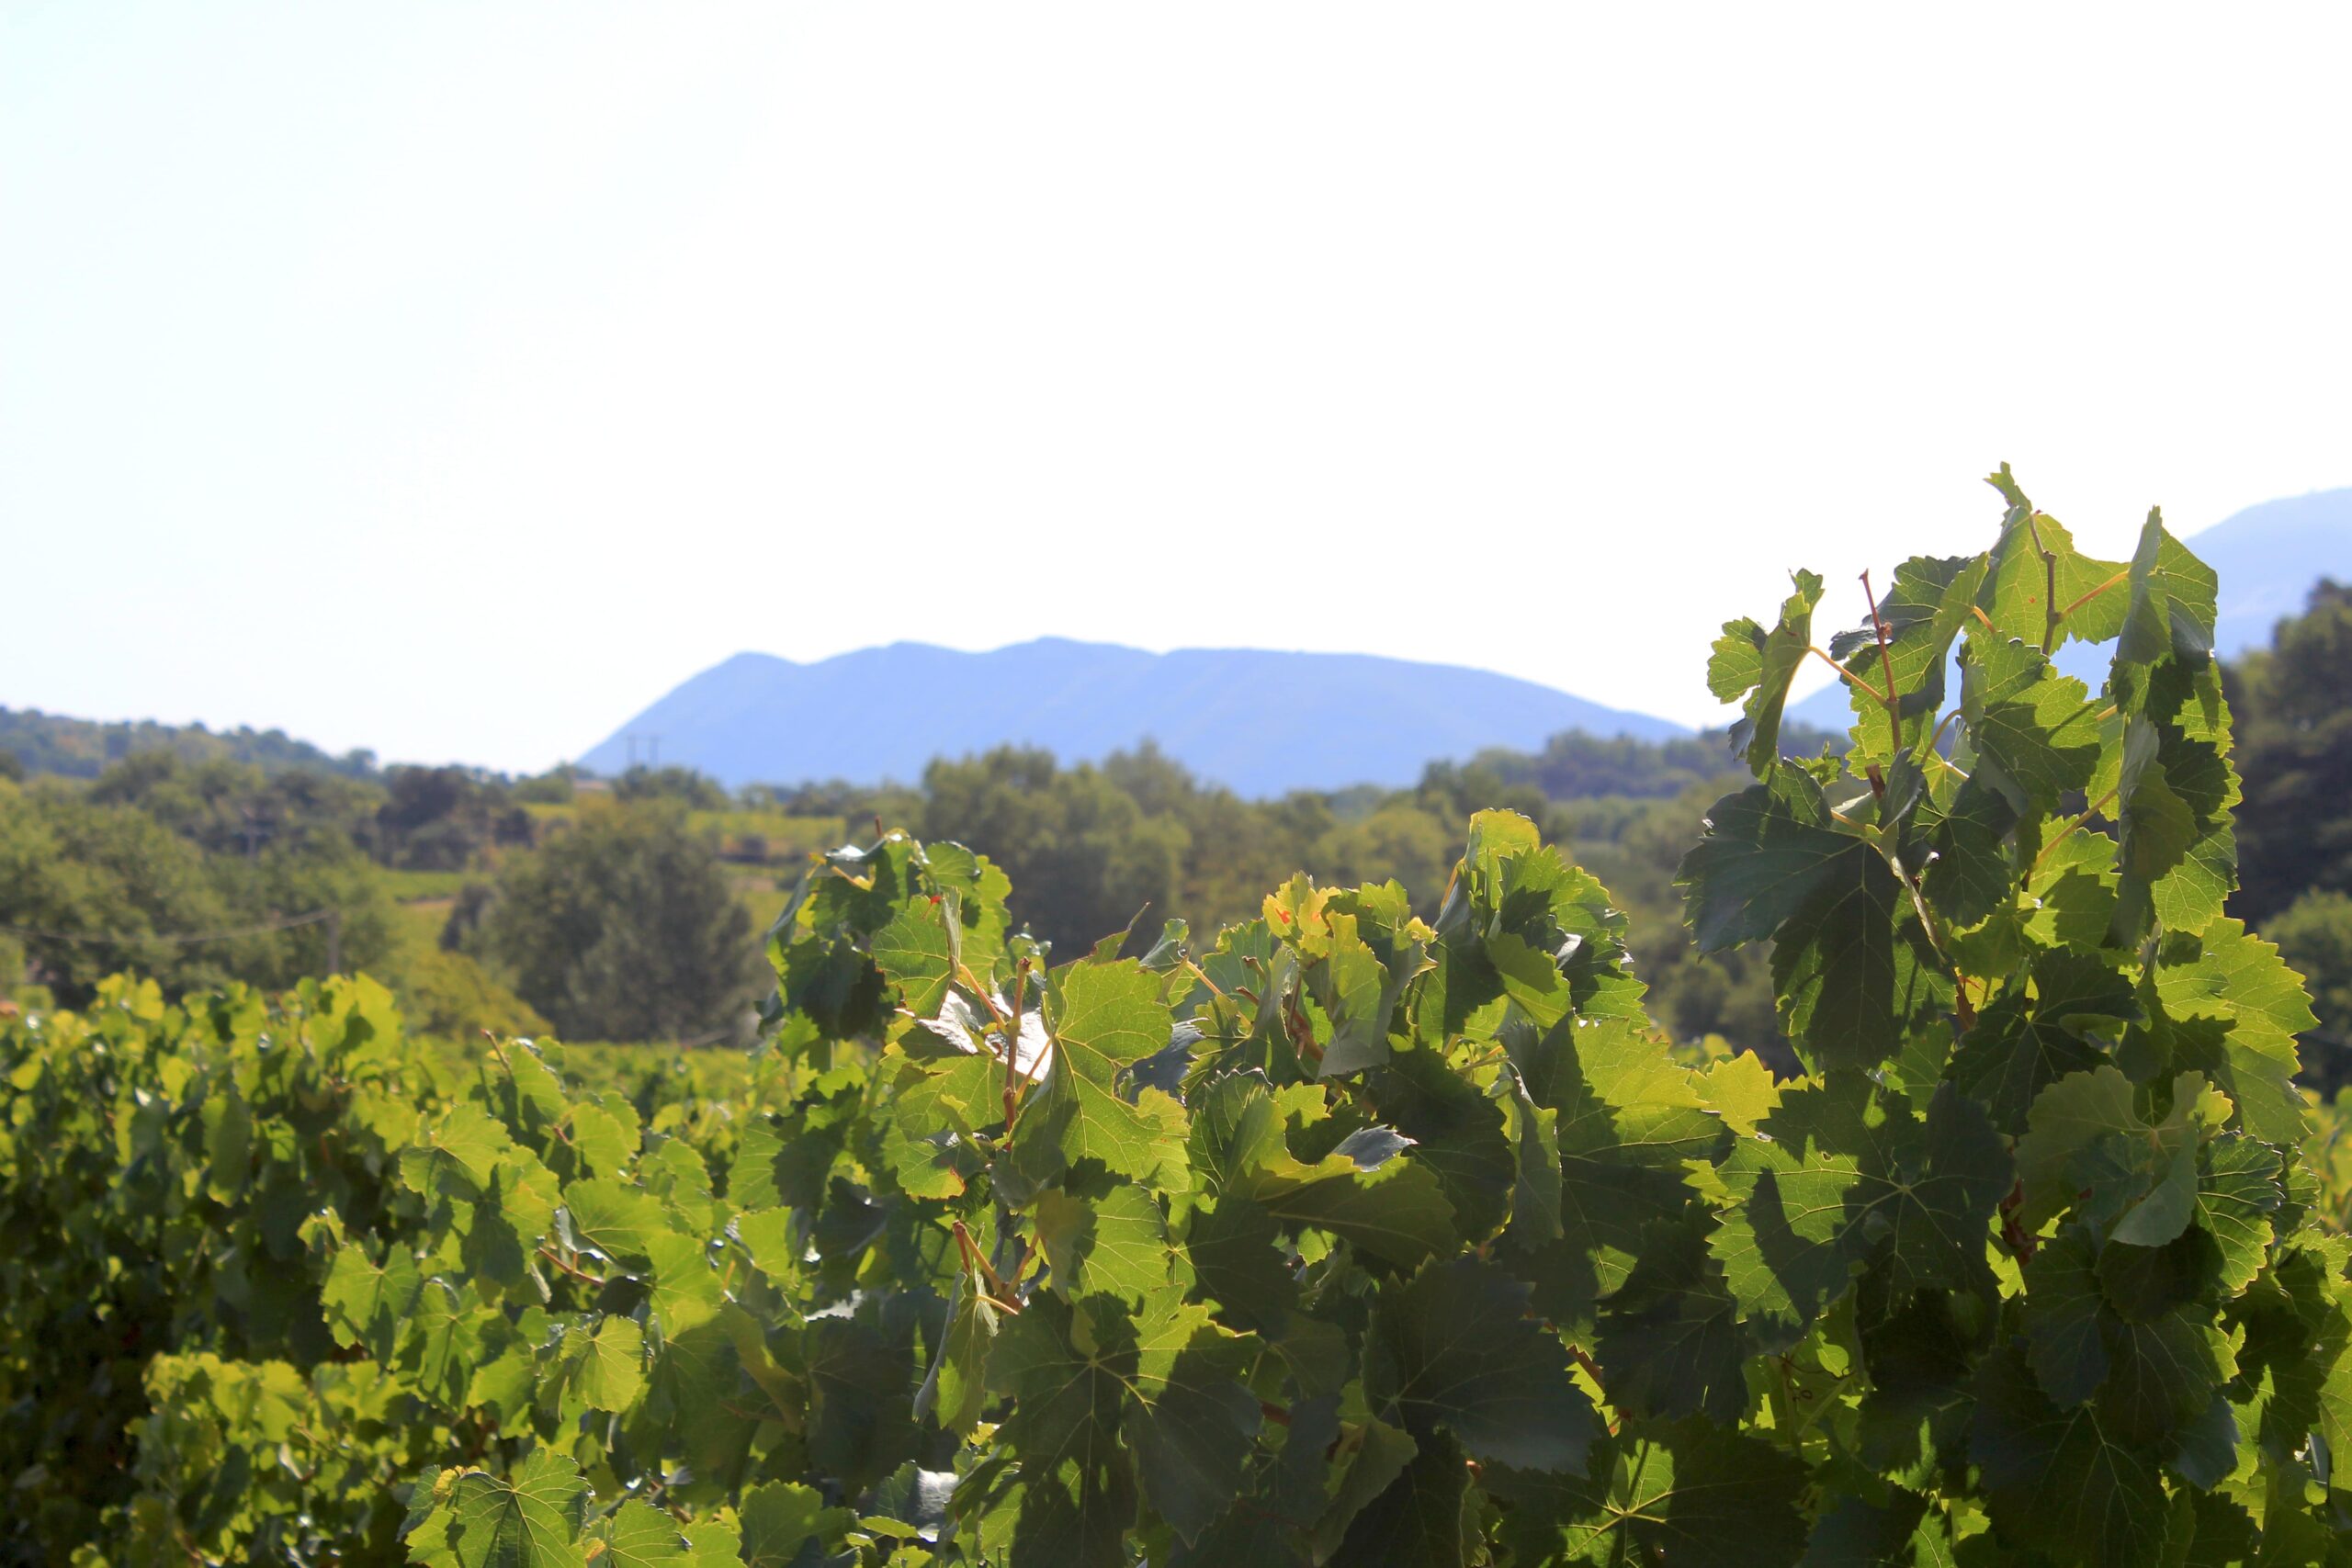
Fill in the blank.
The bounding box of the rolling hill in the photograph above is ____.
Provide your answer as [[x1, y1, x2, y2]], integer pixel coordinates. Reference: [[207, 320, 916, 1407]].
[[578, 638, 1687, 797], [1786, 486, 2352, 731]]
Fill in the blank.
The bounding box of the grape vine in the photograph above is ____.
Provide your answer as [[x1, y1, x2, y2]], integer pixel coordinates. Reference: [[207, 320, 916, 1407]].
[[2, 468, 2345, 1564]]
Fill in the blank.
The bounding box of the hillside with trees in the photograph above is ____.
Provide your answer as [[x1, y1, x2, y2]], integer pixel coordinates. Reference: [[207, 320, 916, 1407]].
[[5, 582, 2350, 1085]]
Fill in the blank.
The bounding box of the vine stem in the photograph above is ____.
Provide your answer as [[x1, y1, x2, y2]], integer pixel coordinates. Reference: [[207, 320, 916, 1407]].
[[1001, 957, 1030, 1132], [1861, 571, 1901, 730], [952, 1219, 1020, 1312], [482, 1030, 516, 1084], [537, 1246, 606, 1289], [1861, 571, 1976, 1032], [2029, 786, 2120, 877], [1807, 645, 1893, 709]]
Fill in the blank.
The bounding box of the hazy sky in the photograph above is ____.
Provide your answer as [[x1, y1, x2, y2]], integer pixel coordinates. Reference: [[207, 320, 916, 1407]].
[[6, 6, 2349, 773]]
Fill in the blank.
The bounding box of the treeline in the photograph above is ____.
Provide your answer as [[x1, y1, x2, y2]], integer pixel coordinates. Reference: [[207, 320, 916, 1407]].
[[0, 705, 378, 780], [770, 739, 1794, 1062], [6, 581, 2350, 1072]]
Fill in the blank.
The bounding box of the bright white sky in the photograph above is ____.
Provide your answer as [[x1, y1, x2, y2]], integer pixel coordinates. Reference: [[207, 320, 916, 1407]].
[[6, 5, 2349, 773]]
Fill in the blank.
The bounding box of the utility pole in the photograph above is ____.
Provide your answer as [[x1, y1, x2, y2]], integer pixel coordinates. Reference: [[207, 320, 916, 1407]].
[[325, 908, 342, 976]]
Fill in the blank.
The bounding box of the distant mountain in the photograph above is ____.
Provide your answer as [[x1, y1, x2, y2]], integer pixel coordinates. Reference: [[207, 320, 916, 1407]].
[[2188, 488, 2352, 660], [1787, 486, 2352, 730], [579, 638, 1688, 797]]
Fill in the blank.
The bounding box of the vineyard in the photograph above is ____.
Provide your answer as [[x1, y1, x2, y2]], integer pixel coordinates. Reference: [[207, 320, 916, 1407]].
[[8, 469, 2352, 1564]]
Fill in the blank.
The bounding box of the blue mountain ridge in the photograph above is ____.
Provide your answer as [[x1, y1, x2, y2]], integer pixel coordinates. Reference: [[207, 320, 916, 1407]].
[[1785, 486, 2352, 732], [578, 637, 1687, 798]]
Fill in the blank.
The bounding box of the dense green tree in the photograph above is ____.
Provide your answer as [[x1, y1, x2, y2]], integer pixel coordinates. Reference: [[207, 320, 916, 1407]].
[[375, 763, 536, 870], [469, 800, 760, 1041], [611, 763, 731, 809], [1469, 721, 1844, 800], [87, 750, 379, 855], [0, 784, 242, 1002], [916, 747, 1189, 954], [2272, 889, 2352, 1090], [0, 780, 398, 1005], [2230, 579, 2352, 920], [390, 944, 551, 1039], [511, 764, 580, 804]]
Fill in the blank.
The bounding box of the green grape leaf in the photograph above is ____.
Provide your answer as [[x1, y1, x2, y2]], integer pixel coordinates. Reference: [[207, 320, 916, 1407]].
[[1969, 1340, 2173, 1568], [1327, 1428, 1475, 1568], [922, 840, 1013, 986], [401, 1102, 517, 1203], [986, 1292, 1141, 1550], [1794, 1490, 1939, 1567], [739, 1480, 855, 1568], [1035, 1179, 1171, 1305], [322, 1242, 424, 1362], [588, 1500, 692, 1568], [401, 1279, 483, 1409], [1507, 1013, 1727, 1325], [567, 1097, 640, 1178], [2152, 919, 2317, 1145], [804, 1314, 916, 1487], [2015, 1066, 2227, 1237], [1593, 1216, 1745, 1422], [1499, 1419, 1810, 1568], [1679, 768, 1946, 1071], [1189, 1072, 1458, 1269], [561, 1177, 667, 1267], [2023, 1229, 2114, 1406], [574, 1315, 645, 1413], [1834, 552, 1985, 766], [1769, 847, 1947, 1072], [872, 897, 957, 1019], [405, 1449, 590, 1568], [1182, 1195, 1295, 1335], [1710, 570, 1824, 773], [1709, 1080, 2009, 1347], [1949, 950, 2139, 1133], [1920, 769, 2018, 928], [1367, 1257, 1599, 1472], [461, 1150, 563, 1289], [1127, 1294, 1263, 1544], [915, 1272, 1001, 1438], [1308, 900, 1430, 1077], [1498, 1065, 1563, 1244], [1962, 637, 2101, 810], [644, 1230, 722, 1335], [2195, 1134, 2282, 1293], [1678, 771, 1862, 954], [2114, 508, 2218, 669], [1017, 959, 1181, 1181], [1974, 470, 2130, 655], [1368, 1042, 1515, 1242]]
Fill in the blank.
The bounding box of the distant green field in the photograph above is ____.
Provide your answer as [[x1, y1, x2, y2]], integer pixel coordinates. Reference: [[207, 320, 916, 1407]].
[[515, 800, 843, 868], [378, 867, 473, 900], [390, 899, 450, 952], [692, 808, 846, 864], [416, 1032, 756, 1101]]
